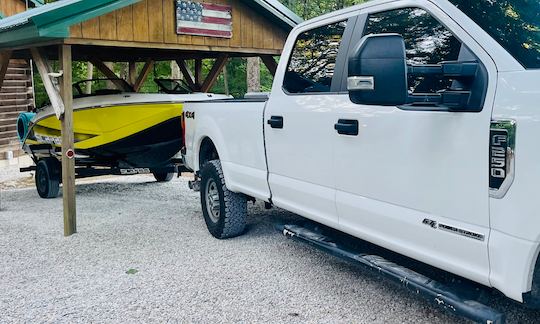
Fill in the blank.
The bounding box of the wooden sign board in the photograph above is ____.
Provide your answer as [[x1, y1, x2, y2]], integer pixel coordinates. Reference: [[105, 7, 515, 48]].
[[176, 0, 232, 38]]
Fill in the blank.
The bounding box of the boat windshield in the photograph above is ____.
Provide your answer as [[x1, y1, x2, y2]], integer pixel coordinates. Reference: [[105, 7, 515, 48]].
[[72, 78, 132, 98], [449, 0, 540, 69]]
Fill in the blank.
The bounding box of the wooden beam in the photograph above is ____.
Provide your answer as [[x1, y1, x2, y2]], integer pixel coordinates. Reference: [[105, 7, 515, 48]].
[[260, 55, 278, 76], [31, 48, 65, 119], [128, 61, 137, 86], [59, 44, 76, 237], [65, 38, 282, 56], [194, 59, 202, 87], [176, 59, 197, 91], [90, 58, 131, 92], [0, 50, 12, 91], [201, 54, 229, 93], [133, 59, 154, 92]]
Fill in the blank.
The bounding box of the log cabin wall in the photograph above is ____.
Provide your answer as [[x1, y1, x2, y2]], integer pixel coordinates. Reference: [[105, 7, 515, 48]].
[[0, 0, 26, 17], [0, 0, 34, 159], [68, 0, 288, 55]]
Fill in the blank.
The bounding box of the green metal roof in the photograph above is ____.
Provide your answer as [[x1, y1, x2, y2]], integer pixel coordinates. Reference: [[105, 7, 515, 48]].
[[245, 0, 302, 28], [0, 0, 139, 49]]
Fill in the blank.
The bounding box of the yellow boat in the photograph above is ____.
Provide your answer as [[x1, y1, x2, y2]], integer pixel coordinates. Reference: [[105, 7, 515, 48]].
[[17, 79, 229, 198]]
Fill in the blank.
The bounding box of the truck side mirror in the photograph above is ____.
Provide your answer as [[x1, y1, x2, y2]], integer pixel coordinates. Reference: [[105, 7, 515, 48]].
[[348, 34, 408, 106]]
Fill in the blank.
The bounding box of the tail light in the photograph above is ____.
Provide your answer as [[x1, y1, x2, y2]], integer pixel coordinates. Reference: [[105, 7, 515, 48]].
[[181, 111, 186, 154]]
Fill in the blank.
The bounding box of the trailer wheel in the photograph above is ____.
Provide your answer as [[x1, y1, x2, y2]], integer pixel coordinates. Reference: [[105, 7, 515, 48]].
[[153, 171, 174, 182], [35, 158, 61, 199], [200, 160, 247, 239]]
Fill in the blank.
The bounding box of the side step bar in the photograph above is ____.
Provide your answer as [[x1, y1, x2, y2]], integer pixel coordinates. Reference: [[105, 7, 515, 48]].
[[278, 224, 505, 324]]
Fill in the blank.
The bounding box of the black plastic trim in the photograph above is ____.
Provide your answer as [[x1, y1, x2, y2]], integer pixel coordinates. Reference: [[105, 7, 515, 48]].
[[340, 14, 368, 92], [331, 17, 358, 93]]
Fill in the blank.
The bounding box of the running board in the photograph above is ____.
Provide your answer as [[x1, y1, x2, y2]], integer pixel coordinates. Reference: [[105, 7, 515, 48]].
[[278, 224, 505, 324]]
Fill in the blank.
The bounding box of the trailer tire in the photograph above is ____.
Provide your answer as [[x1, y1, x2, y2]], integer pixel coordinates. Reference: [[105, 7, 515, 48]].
[[35, 158, 61, 199], [200, 160, 247, 239], [153, 171, 174, 182]]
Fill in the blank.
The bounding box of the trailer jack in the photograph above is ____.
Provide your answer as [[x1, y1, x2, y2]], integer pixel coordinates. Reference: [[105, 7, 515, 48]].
[[277, 223, 505, 324]]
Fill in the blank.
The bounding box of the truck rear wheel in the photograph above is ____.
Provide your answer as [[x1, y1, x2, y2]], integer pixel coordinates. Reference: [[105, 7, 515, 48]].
[[35, 158, 61, 199], [200, 160, 247, 239]]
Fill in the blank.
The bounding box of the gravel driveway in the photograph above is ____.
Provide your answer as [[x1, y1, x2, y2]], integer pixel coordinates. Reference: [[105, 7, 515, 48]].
[[1, 175, 539, 323]]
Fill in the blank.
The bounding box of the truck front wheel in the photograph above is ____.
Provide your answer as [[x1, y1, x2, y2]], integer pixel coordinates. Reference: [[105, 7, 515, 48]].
[[200, 160, 247, 239]]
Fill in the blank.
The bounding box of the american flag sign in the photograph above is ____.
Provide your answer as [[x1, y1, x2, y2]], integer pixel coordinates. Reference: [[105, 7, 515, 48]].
[[176, 1, 233, 38]]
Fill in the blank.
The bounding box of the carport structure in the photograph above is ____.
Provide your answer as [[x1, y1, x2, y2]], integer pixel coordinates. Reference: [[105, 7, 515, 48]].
[[0, 0, 301, 236]]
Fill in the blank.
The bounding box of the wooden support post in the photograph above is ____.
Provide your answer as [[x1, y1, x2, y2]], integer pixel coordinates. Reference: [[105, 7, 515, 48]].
[[128, 61, 137, 86], [201, 54, 228, 92], [31, 48, 64, 118], [0, 50, 12, 91], [194, 59, 202, 88], [133, 59, 154, 92], [176, 59, 197, 91], [59, 44, 76, 236], [260, 55, 278, 76], [90, 58, 131, 92]]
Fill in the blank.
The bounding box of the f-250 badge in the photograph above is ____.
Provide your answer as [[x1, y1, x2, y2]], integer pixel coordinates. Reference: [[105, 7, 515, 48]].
[[489, 120, 516, 198], [489, 129, 508, 189]]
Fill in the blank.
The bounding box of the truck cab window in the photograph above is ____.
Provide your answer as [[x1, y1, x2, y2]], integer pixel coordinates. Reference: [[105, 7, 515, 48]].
[[365, 8, 462, 94], [283, 21, 347, 94]]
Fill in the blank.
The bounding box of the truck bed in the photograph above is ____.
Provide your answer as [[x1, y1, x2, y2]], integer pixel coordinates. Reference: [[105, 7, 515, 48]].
[[183, 98, 271, 201]]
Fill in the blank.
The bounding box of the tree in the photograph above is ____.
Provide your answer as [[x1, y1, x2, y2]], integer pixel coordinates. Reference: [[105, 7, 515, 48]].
[[280, 0, 367, 19]]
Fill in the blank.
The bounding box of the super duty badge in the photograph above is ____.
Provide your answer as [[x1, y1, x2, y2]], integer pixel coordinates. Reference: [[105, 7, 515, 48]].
[[489, 120, 516, 198]]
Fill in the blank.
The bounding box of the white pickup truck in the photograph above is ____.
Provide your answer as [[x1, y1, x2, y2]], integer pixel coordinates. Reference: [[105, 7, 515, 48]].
[[183, 0, 540, 308]]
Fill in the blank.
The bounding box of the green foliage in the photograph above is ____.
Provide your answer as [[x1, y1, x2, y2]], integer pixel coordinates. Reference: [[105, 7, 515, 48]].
[[211, 58, 246, 97], [449, 0, 540, 68], [280, 0, 367, 19], [138, 61, 172, 93]]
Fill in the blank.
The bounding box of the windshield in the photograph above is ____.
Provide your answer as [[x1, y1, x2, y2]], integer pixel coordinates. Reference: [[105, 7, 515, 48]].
[[450, 0, 540, 69]]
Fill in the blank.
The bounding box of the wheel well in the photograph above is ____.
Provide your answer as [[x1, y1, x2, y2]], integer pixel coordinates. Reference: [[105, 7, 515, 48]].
[[524, 252, 540, 308], [199, 137, 219, 169]]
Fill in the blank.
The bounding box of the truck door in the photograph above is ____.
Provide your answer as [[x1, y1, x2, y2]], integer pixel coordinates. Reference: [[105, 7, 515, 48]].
[[333, 5, 497, 285], [264, 17, 355, 229]]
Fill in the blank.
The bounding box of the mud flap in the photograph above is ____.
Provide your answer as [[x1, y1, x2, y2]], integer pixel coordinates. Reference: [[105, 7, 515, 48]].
[[278, 223, 505, 324]]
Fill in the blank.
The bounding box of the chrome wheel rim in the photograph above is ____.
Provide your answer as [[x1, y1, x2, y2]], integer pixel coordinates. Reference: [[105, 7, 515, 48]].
[[205, 179, 221, 223]]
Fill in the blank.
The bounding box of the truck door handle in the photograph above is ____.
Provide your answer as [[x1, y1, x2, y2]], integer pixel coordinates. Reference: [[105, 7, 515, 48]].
[[334, 119, 359, 136], [268, 116, 284, 129]]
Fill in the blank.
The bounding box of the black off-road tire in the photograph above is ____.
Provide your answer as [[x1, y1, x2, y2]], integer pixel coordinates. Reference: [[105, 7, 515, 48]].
[[200, 160, 247, 239], [153, 171, 174, 182], [35, 158, 61, 199]]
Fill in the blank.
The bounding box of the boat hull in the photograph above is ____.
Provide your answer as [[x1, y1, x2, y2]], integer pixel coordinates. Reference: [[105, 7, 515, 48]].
[[80, 116, 182, 167], [23, 102, 183, 168]]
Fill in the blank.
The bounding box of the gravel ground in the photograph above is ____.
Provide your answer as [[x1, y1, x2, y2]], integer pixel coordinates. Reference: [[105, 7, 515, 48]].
[[1, 174, 540, 323]]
